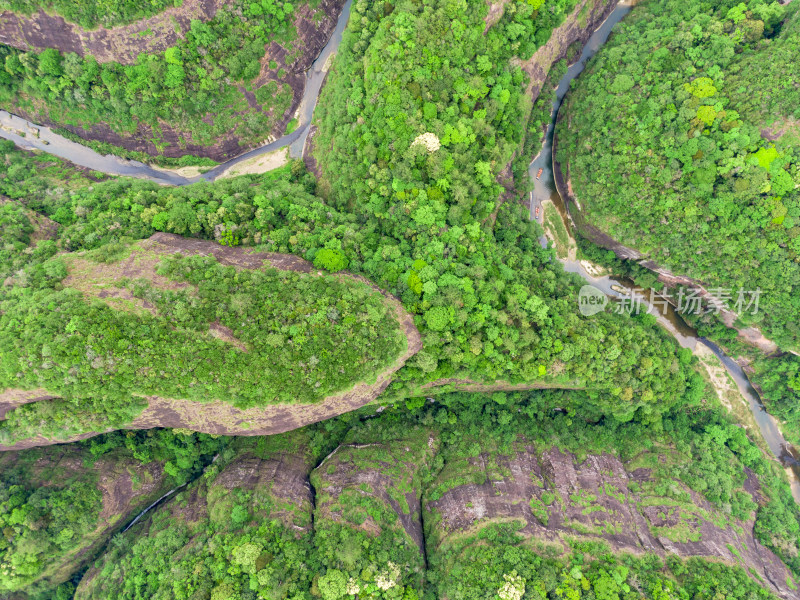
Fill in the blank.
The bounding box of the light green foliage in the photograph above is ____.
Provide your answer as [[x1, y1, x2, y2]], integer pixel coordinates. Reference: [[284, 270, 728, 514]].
[[310, 0, 701, 419], [0, 480, 100, 591], [314, 247, 349, 272], [0, 143, 704, 433]]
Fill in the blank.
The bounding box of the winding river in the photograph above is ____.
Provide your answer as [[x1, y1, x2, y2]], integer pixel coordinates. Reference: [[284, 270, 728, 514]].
[[0, 0, 353, 186], [1, 0, 798, 498], [529, 0, 800, 499]]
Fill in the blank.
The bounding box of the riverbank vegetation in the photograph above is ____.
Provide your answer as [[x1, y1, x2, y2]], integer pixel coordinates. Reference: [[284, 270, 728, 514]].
[[557, 0, 800, 451], [307, 0, 706, 418], [0, 0, 719, 443], [2, 0, 800, 598], [558, 0, 800, 354], [0, 142, 707, 446]]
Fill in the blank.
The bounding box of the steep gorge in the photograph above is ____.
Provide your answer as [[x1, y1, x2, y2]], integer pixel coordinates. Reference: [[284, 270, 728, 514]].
[[65, 399, 800, 599]]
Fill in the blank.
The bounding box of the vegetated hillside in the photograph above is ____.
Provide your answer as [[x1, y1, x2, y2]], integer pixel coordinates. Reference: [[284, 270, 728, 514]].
[[0, 0, 345, 162], [0, 228, 413, 449], [0, 135, 707, 445], [75, 432, 326, 600], [0, 0, 182, 28], [556, 0, 800, 447], [0, 429, 224, 597], [305, 0, 704, 415], [65, 391, 800, 599]]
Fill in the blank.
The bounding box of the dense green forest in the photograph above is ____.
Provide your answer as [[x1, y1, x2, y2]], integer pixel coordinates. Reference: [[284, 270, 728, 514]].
[[0, 242, 405, 433], [0, 0, 308, 158], [557, 0, 800, 352], [2, 0, 800, 597], [0, 0, 180, 28], [60, 391, 800, 598], [306, 0, 705, 417], [0, 136, 708, 445]]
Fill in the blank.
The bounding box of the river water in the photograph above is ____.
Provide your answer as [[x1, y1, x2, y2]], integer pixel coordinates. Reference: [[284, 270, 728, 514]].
[[0, 0, 353, 186], [528, 0, 800, 499]]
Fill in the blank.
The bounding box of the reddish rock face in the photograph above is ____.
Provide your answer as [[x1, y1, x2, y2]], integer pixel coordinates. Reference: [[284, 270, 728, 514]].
[[0, 0, 225, 63]]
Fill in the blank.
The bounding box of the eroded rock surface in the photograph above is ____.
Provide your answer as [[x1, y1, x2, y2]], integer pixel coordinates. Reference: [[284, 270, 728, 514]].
[[0, 0, 347, 160], [0, 445, 170, 591], [425, 447, 798, 599], [76, 436, 317, 597], [312, 426, 438, 555], [514, 0, 621, 99]]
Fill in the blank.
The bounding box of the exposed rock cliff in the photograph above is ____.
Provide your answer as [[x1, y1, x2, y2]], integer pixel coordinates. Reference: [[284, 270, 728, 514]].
[[425, 446, 797, 599]]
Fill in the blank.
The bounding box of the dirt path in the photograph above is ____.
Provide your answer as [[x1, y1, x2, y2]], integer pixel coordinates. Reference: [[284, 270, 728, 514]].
[[0, 0, 224, 64]]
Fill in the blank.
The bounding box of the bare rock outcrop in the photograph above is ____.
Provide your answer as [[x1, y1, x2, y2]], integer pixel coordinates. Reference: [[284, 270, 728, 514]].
[[0, 444, 171, 591]]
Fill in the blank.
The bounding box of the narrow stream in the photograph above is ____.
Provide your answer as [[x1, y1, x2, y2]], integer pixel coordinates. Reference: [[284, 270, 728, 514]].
[[0, 0, 353, 185], [528, 0, 800, 499], [121, 483, 187, 533]]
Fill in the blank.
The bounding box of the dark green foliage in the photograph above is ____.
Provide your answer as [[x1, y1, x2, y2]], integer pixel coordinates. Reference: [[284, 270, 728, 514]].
[[0, 478, 100, 590], [76, 432, 325, 600], [0, 142, 704, 430], [64, 391, 800, 598], [85, 428, 227, 484], [429, 528, 777, 600], [0, 428, 224, 593], [0, 244, 404, 418]]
